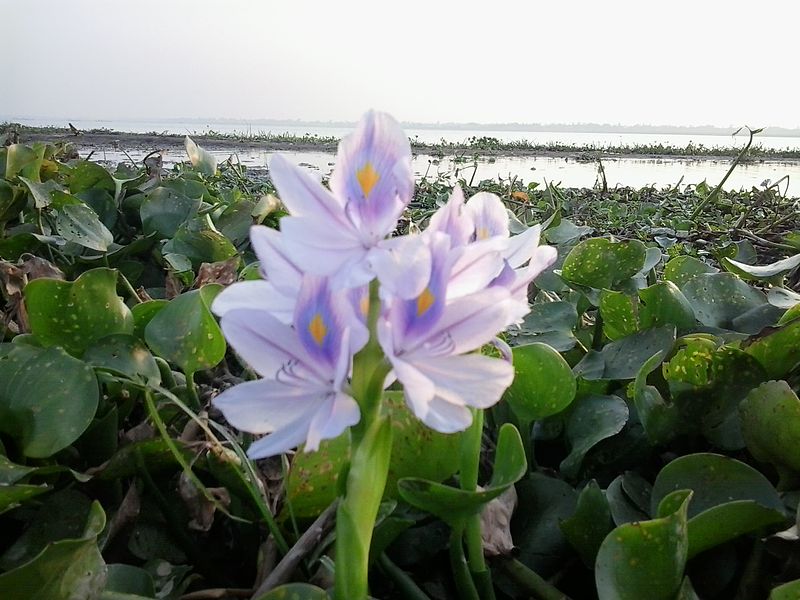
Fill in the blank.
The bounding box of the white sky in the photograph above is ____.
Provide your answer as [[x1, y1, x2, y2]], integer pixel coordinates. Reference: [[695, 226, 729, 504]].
[[3, 0, 798, 127]]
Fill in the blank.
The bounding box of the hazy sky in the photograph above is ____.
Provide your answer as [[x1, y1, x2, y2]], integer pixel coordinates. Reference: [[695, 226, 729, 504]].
[[4, 0, 798, 127]]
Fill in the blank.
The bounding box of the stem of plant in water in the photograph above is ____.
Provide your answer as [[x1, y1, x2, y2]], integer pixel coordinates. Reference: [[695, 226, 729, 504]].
[[690, 126, 761, 220], [497, 558, 571, 600], [449, 525, 480, 600]]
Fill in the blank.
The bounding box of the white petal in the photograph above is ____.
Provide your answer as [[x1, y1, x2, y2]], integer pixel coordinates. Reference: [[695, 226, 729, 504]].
[[389, 354, 436, 420], [249, 226, 303, 295], [420, 396, 474, 433], [212, 280, 295, 324], [426, 185, 473, 247], [504, 224, 542, 269], [370, 236, 431, 300], [410, 353, 514, 409], [304, 392, 361, 451], [247, 420, 312, 459], [269, 154, 346, 218], [446, 238, 507, 299], [221, 308, 323, 380], [280, 216, 369, 282], [212, 378, 325, 434], [426, 287, 515, 354]]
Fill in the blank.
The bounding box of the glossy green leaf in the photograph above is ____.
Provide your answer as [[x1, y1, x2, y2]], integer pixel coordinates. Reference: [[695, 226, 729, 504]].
[[682, 273, 767, 329], [184, 136, 218, 176], [0, 345, 98, 458], [397, 424, 526, 525], [595, 491, 691, 600], [632, 351, 679, 445], [162, 216, 237, 269], [26, 268, 134, 356], [599, 290, 639, 340], [0, 501, 106, 600], [103, 564, 156, 597], [663, 256, 718, 288], [285, 392, 463, 518], [504, 343, 576, 421], [69, 160, 115, 195], [144, 285, 225, 375], [52, 198, 114, 251], [770, 579, 800, 600], [744, 318, 800, 379], [84, 333, 161, 385], [560, 480, 614, 567], [722, 253, 800, 284], [739, 381, 800, 480], [18, 176, 60, 208], [561, 395, 629, 478], [131, 300, 168, 340], [140, 186, 200, 239], [5, 144, 44, 181], [561, 237, 647, 290], [651, 453, 786, 557], [638, 281, 696, 331], [574, 326, 676, 380], [511, 301, 578, 351]]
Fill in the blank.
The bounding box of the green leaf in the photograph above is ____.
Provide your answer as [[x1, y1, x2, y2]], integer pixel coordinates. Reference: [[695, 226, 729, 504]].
[[253, 583, 328, 600], [739, 381, 800, 481], [744, 318, 800, 379], [103, 564, 156, 597], [285, 392, 463, 518], [770, 579, 800, 600], [504, 343, 576, 422], [162, 216, 237, 269], [682, 273, 767, 329], [560, 395, 629, 478], [595, 491, 691, 600], [26, 268, 134, 356], [69, 160, 115, 195], [140, 186, 201, 239], [663, 256, 718, 288], [397, 424, 526, 525], [84, 333, 161, 385], [651, 453, 786, 557], [632, 351, 679, 445], [510, 301, 579, 351], [5, 144, 45, 181], [0, 345, 99, 458], [131, 300, 168, 340], [560, 480, 614, 567], [722, 253, 800, 285], [561, 237, 647, 290], [599, 290, 639, 340], [184, 136, 218, 176], [144, 285, 225, 374], [638, 281, 696, 331], [52, 198, 114, 251], [18, 176, 61, 208], [574, 326, 676, 380], [0, 501, 106, 600], [0, 484, 50, 515]]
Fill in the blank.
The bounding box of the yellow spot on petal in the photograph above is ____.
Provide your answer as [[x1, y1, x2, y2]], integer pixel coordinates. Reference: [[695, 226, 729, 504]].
[[476, 226, 491, 240], [308, 313, 328, 346], [356, 162, 380, 198], [416, 287, 435, 317], [359, 294, 369, 317]]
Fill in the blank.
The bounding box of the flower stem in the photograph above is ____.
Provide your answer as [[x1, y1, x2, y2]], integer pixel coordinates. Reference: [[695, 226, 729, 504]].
[[449, 525, 480, 600]]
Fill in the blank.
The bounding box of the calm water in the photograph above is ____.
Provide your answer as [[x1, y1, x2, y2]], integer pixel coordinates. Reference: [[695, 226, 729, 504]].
[[9, 117, 800, 152], [84, 145, 800, 197]]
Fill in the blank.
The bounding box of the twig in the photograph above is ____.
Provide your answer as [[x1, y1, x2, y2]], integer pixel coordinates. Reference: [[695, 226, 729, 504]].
[[250, 499, 339, 599]]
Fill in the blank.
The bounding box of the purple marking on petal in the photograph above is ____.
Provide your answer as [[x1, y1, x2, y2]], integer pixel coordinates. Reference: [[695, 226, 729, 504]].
[[293, 275, 347, 371], [330, 111, 413, 243], [397, 233, 452, 344]]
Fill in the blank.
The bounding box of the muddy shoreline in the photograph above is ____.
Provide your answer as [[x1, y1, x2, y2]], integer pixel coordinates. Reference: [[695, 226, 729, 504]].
[[15, 130, 800, 166]]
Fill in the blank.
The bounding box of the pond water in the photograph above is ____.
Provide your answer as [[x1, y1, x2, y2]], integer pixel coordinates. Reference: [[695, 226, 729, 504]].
[[10, 117, 800, 152], [88, 145, 800, 197]]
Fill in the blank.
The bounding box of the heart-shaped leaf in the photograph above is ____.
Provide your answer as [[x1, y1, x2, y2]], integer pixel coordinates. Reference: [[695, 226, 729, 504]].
[[595, 491, 691, 600], [682, 273, 766, 330], [574, 326, 676, 380], [663, 256, 718, 288], [561, 237, 647, 290], [560, 480, 614, 567], [145, 285, 225, 375], [26, 268, 134, 356], [561, 395, 629, 478], [504, 343, 576, 422]]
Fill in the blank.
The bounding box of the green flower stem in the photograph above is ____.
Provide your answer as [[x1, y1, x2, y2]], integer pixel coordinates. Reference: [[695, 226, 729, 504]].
[[335, 278, 393, 600], [335, 415, 392, 600], [449, 524, 480, 600], [378, 553, 432, 600], [460, 410, 496, 600], [497, 558, 571, 600]]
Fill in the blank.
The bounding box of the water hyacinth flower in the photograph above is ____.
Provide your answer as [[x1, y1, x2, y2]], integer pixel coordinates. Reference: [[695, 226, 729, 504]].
[[274, 111, 415, 290], [212, 275, 367, 458]]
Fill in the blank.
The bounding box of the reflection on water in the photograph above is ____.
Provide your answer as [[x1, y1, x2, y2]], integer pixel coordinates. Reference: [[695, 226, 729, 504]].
[[90, 145, 800, 197]]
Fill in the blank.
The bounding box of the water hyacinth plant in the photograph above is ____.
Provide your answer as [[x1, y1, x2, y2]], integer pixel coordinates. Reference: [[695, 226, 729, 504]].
[[211, 111, 557, 599]]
